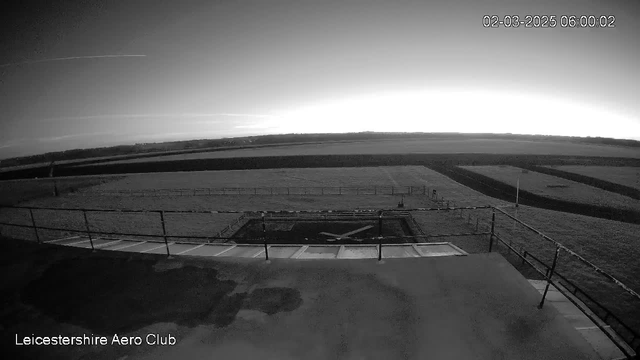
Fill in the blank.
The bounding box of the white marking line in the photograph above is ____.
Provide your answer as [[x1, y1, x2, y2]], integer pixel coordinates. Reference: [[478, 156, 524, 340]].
[[45, 236, 81, 243], [175, 244, 205, 255], [381, 167, 400, 187], [575, 325, 611, 331], [411, 244, 423, 256], [253, 247, 267, 258], [320, 225, 374, 239], [140, 243, 173, 253], [292, 246, 308, 259], [111, 241, 147, 251], [95, 240, 123, 248], [66, 239, 90, 246], [213, 245, 237, 256]]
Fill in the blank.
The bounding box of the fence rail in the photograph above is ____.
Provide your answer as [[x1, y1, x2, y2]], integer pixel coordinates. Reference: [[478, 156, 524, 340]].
[[0, 202, 637, 357], [489, 208, 639, 358], [72, 185, 436, 197]]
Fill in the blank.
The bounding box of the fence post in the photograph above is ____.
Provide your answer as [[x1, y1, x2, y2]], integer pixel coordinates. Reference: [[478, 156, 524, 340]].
[[538, 246, 560, 309], [288, 187, 290, 195], [159, 211, 172, 258], [82, 210, 95, 251], [378, 210, 383, 262], [339, 187, 342, 195], [28, 208, 41, 244], [489, 209, 496, 252], [423, 185, 426, 195], [391, 186, 394, 195], [262, 212, 270, 262], [374, 186, 377, 195]]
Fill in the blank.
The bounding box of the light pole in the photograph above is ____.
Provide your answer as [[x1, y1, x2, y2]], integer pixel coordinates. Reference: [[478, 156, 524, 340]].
[[515, 173, 520, 208], [513, 172, 521, 230]]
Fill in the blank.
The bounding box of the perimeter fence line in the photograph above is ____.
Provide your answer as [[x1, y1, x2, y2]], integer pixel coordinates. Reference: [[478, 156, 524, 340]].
[[71, 185, 441, 197], [0, 202, 637, 357]]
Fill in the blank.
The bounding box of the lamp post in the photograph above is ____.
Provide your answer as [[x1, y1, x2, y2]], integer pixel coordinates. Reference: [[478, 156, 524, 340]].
[[515, 173, 520, 208]]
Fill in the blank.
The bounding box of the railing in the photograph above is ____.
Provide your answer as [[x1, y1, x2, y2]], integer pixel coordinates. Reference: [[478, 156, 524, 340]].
[[72, 185, 440, 197], [0, 203, 492, 249], [1, 202, 636, 357], [488, 207, 639, 359]]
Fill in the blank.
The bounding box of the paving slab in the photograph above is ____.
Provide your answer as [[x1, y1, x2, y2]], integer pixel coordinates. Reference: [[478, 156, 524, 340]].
[[340, 245, 378, 259], [54, 237, 90, 246], [218, 245, 263, 258], [185, 244, 235, 257], [117, 241, 165, 253], [579, 327, 626, 360], [415, 243, 465, 257], [102, 240, 145, 251], [297, 245, 339, 259], [267, 246, 303, 259], [74, 238, 121, 249], [381, 245, 420, 258]]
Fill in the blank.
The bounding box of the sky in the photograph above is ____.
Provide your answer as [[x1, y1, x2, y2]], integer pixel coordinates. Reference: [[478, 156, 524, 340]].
[[1, 0, 640, 159]]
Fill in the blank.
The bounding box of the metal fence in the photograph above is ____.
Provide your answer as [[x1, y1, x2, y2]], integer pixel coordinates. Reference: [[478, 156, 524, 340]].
[[0, 202, 637, 357], [72, 185, 438, 197], [488, 207, 639, 359]]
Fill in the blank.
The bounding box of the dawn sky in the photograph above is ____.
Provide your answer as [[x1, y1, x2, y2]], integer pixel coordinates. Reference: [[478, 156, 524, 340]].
[[1, 0, 640, 159]]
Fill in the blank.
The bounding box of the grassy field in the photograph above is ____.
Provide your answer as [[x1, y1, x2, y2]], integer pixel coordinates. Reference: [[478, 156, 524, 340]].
[[0, 166, 496, 244], [547, 166, 640, 190], [77, 166, 507, 207], [460, 165, 640, 211], [73, 139, 640, 166], [0, 175, 125, 206]]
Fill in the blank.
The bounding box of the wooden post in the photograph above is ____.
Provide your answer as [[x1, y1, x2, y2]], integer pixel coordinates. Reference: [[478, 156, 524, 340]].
[[339, 187, 342, 195], [538, 246, 560, 309], [159, 211, 172, 258], [378, 210, 383, 262], [262, 212, 269, 262], [475, 218, 479, 232], [489, 209, 496, 252], [374, 186, 377, 195], [82, 210, 95, 251], [28, 208, 41, 244]]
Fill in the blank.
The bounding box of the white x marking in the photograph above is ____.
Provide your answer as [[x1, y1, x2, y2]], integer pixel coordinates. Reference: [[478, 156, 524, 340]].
[[320, 225, 374, 241]]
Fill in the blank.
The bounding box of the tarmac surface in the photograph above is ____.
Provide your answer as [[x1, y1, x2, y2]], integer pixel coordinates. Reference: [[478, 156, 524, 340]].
[[130, 252, 599, 360]]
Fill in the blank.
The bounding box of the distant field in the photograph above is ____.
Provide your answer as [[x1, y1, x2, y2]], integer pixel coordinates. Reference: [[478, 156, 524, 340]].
[[547, 166, 640, 190], [460, 165, 640, 211], [72, 139, 640, 166], [0, 166, 498, 243], [0, 176, 123, 206], [75, 166, 506, 207]]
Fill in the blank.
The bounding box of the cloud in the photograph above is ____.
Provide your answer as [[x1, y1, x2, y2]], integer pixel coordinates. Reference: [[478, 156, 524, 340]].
[[39, 113, 278, 123], [37, 132, 116, 142], [0, 54, 147, 68]]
